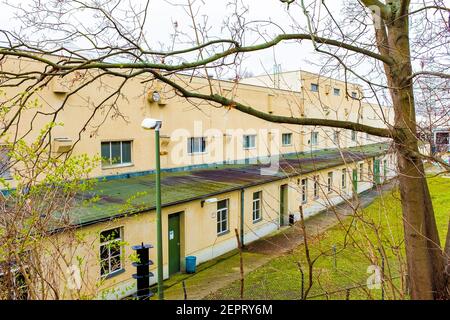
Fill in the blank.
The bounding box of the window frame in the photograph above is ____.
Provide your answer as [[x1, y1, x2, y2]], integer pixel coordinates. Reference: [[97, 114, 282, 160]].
[[0, 145, 12, 180], [216, 199, 229, 235], [243, 134, 257, 150], [187, 137, 207, 154], [313, 175, 319, 199], [101, 140, 133, 168], [341, 169, 346, 189], [252, 191, 262, 223], [282, 133, 293, 146], [359, 163, 364, 181], [99, 227, 124, 278], [310, 83, 319, 92], [333, 88, 340, 96], [311, 132, 319, 145], [327, 172, 333, 193], [301, 178, 308, 204]]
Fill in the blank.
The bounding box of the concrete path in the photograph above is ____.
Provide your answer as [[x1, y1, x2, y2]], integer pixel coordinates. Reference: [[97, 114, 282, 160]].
[[161, 180, 397, 300]]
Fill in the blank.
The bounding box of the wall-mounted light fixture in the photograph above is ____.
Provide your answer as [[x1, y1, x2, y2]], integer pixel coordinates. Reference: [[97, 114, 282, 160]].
[[201, 197, 218, 207]]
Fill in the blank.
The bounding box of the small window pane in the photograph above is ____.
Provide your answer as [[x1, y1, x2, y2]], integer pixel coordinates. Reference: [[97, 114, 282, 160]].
[[101, 142, 111, 166], [217, 199, 227, 210], [111, 142, 121, 165], [122, 141, 131, 163]]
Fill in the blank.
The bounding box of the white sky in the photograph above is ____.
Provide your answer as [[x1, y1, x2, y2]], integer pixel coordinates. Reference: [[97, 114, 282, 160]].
[[0, 0, 344, 75]]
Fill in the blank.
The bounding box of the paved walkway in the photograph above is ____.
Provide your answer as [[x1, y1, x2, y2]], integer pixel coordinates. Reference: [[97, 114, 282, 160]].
[[160, 180, 397, 300]]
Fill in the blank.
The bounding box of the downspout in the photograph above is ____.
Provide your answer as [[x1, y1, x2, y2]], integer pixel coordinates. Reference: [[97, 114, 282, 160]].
[[240, 188, 245, 247]]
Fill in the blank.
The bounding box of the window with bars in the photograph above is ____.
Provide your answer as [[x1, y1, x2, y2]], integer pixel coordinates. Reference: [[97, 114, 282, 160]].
[[101, 141, 132, 168], [100, 227, 123, 277], [216, 199, 229, 235], [243, 135, 256, 149], [282, 133, 292, 146], [188, 137, 206, 154], [252, 191, 262, 223]]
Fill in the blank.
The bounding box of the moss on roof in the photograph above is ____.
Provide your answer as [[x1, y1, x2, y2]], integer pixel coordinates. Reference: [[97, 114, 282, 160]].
[[70, 142, 390, 227]]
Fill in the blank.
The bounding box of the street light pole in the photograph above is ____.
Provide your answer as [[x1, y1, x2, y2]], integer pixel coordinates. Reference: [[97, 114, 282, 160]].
[[141, 118, 164, 300], [154, 122, 164, 300]]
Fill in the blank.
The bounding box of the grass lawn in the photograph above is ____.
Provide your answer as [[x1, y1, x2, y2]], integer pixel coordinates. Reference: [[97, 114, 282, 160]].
[[207, 176, 450, 300]]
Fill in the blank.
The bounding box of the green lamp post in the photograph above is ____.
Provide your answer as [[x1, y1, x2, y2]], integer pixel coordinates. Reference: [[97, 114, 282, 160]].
[[141, 118, 164, 300]]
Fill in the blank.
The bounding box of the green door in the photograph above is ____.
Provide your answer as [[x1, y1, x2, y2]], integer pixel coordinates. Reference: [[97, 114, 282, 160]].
[[373, 159, 381, 185], [280, 184, 288, 226], [383, 159, 387, 181], [352, 169, 358, 193], [168, 213, 181, 275]]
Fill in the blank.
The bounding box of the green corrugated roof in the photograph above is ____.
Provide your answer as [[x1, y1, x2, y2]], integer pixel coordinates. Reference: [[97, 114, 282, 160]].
[[70, 142, 390, 227]]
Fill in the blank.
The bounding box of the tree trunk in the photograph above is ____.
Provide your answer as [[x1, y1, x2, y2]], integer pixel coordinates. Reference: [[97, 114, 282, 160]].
[[386, 12, 448, 300], [396, 148, 447, 299]]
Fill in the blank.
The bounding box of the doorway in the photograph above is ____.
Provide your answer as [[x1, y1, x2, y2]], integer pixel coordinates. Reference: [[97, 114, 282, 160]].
[[168, 212, 181, 275], [279, 184, 289, 226]]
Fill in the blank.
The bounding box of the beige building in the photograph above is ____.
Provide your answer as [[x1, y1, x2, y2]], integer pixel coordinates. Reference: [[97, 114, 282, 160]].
[[0, 55, 396, 299]]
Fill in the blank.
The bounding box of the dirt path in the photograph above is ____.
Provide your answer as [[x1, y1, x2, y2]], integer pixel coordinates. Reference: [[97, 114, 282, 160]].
[[162, 180, 397, 300]]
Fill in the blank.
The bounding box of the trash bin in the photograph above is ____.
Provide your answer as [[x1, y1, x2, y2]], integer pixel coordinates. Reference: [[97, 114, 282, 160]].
[[289, 214, 295, 226], [185, 256, 197, 274]]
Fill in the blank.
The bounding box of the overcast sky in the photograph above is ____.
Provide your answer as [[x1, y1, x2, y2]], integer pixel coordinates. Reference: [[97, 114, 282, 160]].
[[0, 0, 347, 76]]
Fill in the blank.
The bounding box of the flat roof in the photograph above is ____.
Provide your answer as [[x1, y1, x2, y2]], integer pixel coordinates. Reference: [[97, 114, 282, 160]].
[[68, 142, 391, 228]]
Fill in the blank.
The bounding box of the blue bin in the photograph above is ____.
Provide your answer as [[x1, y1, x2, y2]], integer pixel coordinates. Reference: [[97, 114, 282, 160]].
[[185, 256, 197, 274]]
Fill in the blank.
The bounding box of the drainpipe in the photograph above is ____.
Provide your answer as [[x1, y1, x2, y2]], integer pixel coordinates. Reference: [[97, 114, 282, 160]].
[[240, 188, 245, 247]]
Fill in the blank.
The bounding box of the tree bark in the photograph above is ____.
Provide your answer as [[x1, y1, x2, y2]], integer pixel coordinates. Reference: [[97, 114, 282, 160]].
[[386, 10, 448, 299]]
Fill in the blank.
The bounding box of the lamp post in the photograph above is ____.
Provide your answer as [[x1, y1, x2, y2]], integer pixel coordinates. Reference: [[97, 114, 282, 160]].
[[141, 118, 164, 300]]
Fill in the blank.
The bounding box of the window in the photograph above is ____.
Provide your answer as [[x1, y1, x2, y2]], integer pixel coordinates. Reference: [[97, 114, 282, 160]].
[[0, 262, 28, 300], [333, 131, 340, 144], [282, 133, 292, 146], [188, 137, 206, 154], [311, 132, 319, 145], [217, 199, 229, 235], [341, 169, 346, 189], [333, 88, 340, 96], [0, 146, 12, 180], [252, 191, 262, 223], [359, 163, 364, 181], [351, 130, 357, 142], [313, 175, 319, 199], [101, 141, 132, 167], [351, 91, 357, 99], [327, 172, 333, 193], [100, 227, 123, 277], [310, 83, 319, 92], [243, 135, 256, 149], [301, 178, 308, 203]]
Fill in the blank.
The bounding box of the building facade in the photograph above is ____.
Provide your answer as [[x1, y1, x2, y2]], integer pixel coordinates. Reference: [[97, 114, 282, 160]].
[[0, 56, 397, 299]]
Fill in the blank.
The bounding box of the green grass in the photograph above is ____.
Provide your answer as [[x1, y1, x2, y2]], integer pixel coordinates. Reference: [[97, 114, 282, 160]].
[[207, 177, 450, 300]]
